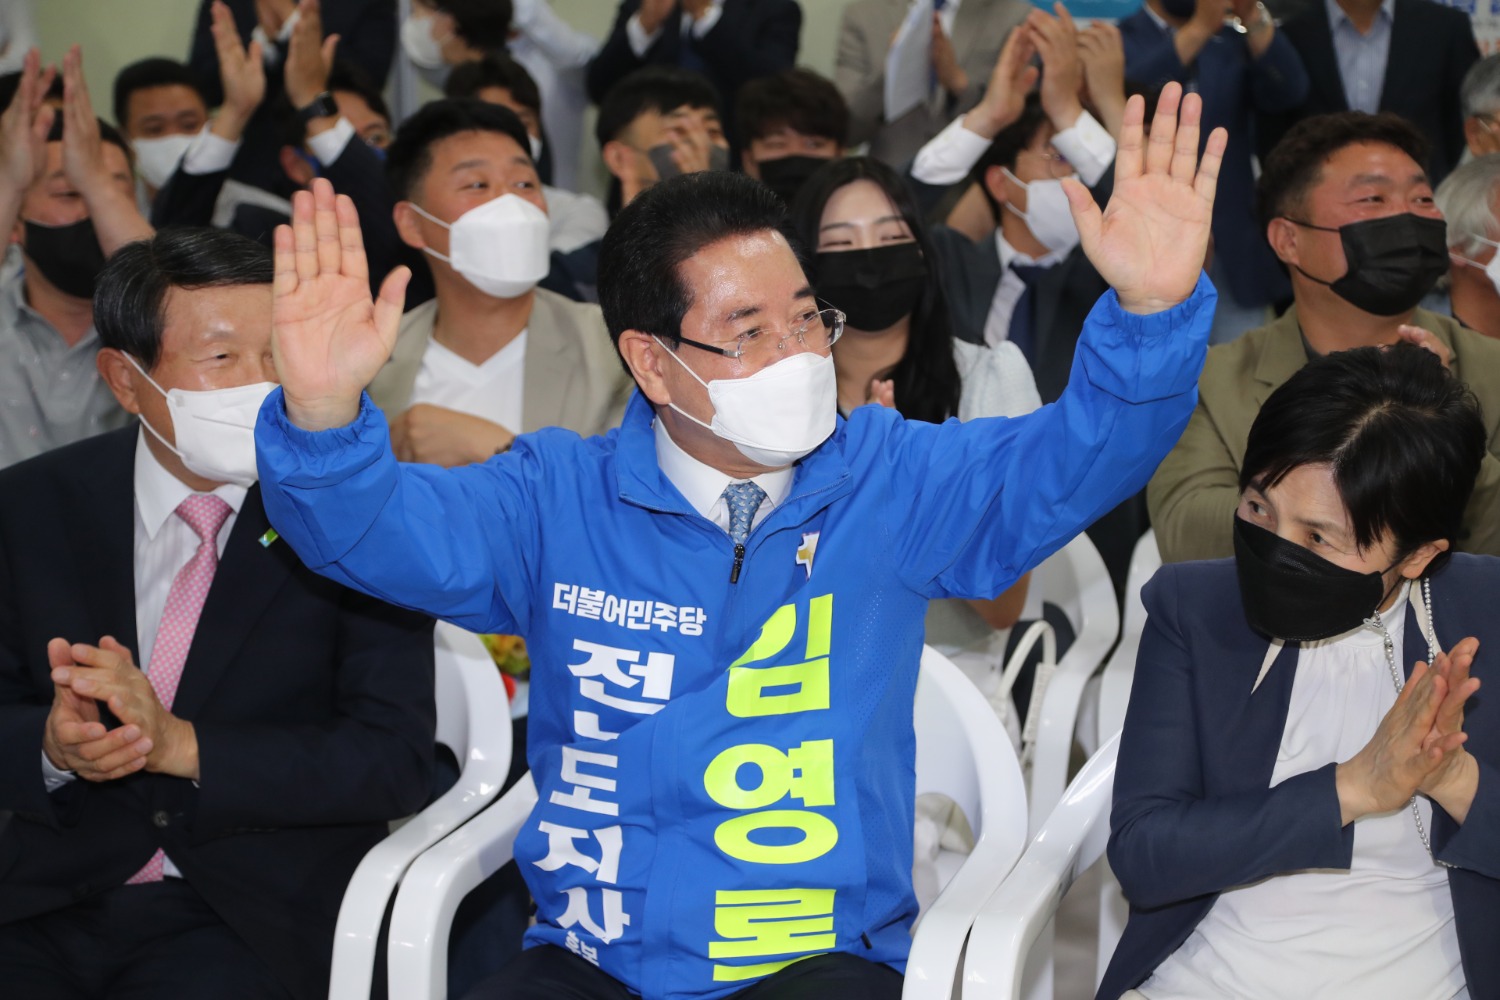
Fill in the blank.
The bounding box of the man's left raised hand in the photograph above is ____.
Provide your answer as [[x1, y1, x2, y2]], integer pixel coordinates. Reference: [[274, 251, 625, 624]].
[[1064, 82, 1225, 315]]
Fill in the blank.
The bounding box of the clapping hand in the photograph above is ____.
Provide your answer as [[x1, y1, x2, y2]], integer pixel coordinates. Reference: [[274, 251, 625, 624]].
[[1066, 83, 1224, 315], [1418, 637, 1482, 822], [272, 178, 410, 430], [0, 50, 55, 200], [209, 0, 265, 140], [967, 26, 1038, 139], [41, 638, 152, 783], [1030, 4, 1084, 128]]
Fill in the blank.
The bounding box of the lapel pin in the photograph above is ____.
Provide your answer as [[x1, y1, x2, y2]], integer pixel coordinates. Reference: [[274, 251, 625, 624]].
[[259, 528, 280, 548]]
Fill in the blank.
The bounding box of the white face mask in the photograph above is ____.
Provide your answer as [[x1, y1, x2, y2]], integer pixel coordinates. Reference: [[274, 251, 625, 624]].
[[125, 354, 276, 487], [410, 194, 551, 299], [1001, 167, 1081, 256], [401, 13, 449, 69], [655, 339, 836, 468], [1453, 236, 1500, 297], [133, 133, 198, 190]]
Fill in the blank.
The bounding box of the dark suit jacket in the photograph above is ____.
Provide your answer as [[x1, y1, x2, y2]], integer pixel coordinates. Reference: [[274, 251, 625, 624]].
[[1263, 0, 1479, 185], [585, 0, 800, 136], [1101, 555, 1500, 999], [1119, 12, 1307, 309], [0, 429, 436, 1000]]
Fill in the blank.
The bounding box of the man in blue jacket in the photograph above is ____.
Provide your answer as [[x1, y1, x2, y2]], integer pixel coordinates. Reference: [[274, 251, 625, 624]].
[[254, 83, 1222, 1000]]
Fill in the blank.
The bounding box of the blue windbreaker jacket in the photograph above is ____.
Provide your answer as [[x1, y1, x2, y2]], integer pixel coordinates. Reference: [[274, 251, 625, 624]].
[[254, 276, 1215, 999]]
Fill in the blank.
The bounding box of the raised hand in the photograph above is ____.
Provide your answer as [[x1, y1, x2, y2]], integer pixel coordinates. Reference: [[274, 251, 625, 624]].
[[0, 49, 56, 198], [1065, 83, 1224, 315], [284, 0, 340, 111], [210, 0, 265, 141], [1078, 21, 1126, 137], [256, 0, 296, 38], [59, 46, 107, 194], [638, 0, 678, 35], [272, 178, 410, 430], [1031, 4, 1083, 128], [966, 25, 1038, 140], [930, 13, 969, 96]]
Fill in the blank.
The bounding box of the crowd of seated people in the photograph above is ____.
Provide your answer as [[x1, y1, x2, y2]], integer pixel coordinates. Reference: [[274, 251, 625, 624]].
[[0, 0, 1495, 997]]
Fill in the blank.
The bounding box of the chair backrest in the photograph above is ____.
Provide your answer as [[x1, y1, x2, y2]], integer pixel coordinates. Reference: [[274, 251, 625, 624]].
[[432, 620, 513, 772], [1097, 530, 1160, 748]]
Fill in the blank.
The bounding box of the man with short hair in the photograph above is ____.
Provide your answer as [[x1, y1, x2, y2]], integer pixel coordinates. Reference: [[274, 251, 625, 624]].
[[1436, 154, 1500, 340], [112, 58, 212, 196], [734, 67, 847, 206], [0, 224, 436, 1000], [254, 83, 1222, 999], [0, 49, 146, 469], [1149, 111, 1500, 562]]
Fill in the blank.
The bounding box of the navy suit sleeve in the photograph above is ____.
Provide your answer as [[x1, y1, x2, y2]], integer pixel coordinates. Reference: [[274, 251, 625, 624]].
[[1121, 14, 1189, 87], [320, 138, 399, 298], [1247, 31, 1310, 114], [150, 165, 227, 230], [1441, 13, 1481, 176], [190, 588, 435, 832], [1431, 759, 1500, 879], [1108, 566, 1355, 910], [0, 528, 57, 825], [690, 0, 800, 96], [586, 1, 649, 105]]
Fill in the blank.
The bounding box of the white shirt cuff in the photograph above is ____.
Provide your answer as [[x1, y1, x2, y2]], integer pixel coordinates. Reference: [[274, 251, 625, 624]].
[[306, 117, 356, 166], [911, 114, 995, 186], [278, 9, 301, 42], [1051, 110, 1115, 189], [251, 25, 283, 65], [42, 750, 76, 792], [689, 5, 723, 37], [626, 13, 662, 58], [183, 126, 240, 175]]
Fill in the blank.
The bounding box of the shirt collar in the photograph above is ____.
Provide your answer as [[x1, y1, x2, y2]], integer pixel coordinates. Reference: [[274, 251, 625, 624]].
[[652, 416, 793, 521], [1143, 3, 1171, 32], [133, 427, 248, 542], [995, 232, 1062, 271], [1326, 0, 1394, 30]]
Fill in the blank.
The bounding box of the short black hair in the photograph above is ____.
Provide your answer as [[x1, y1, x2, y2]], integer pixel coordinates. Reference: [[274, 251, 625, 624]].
[[735, 68, 849, 149], [0, 72, 20, 117], [1257, 112, 1430, 232], [94, 228, 273, 370], [444, 52, 541, 113], [594, 66, 721, 149], [598, 171, 797, 378], [112, 57, 207, 129], [971, 93, 1051, 222], [384, 97, 533, 201], [1241, 342, 1486, 571], [47, 115, 132, 164], [329, 59, 390, 125], [432, 0, 514, 51]]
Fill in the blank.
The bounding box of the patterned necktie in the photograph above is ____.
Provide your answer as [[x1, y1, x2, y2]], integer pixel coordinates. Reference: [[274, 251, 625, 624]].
[[126, 493, 232, 886], [1007, 262, 1048, 367], [722, 481, 767, 547]]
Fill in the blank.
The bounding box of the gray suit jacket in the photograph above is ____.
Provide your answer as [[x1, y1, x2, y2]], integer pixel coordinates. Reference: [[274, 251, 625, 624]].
[[368, 287, 633, 438], [835, 0, 1029, 169]]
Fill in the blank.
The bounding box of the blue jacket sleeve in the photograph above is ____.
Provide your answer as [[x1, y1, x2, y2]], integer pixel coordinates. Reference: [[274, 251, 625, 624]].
[[254, 391, 546, 634], [1121, 14, 1189, 87], [1107, 566, 1355, 910], [879, 274, 1215, 600]]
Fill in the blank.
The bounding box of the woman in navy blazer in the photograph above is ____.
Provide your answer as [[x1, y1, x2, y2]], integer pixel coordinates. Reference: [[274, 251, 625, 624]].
[[1101, 343, 1500, 999]]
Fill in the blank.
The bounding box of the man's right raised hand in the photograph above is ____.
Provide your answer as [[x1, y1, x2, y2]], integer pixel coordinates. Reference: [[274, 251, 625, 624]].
[[272, 178, 410, 431]]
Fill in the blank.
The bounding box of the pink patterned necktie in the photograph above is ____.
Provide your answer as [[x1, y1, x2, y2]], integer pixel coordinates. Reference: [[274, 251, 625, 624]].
[[125, 493, 232, 885]]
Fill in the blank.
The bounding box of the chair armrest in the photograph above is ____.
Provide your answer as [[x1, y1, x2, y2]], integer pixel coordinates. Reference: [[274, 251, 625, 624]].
[[1027, 616, 1116, 834], [386, 773, 539, 1000]]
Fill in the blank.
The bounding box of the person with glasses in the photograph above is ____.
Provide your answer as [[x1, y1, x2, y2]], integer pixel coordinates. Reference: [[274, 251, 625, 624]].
[[252, 82, 1223, 1000]]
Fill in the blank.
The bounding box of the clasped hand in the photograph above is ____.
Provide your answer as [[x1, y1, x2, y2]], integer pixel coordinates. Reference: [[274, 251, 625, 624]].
[[42, 637, 199, 782]]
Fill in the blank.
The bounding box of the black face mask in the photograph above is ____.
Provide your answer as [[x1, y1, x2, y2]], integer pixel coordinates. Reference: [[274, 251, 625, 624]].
[[23, 217, 107, 301], [756, 155, 830, 205], [814, 244, 927, 332], [647, 143, 730, 179], [1290, 213, 1449, 317], [1233, 516, 1399, 642]]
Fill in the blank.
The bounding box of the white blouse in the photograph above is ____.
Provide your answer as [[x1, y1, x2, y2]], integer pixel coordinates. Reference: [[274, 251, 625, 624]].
[[1142, 585, 1467, 1000]]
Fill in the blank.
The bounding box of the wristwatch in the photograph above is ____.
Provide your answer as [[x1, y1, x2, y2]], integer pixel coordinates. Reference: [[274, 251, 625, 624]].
[[295, 91, 338, 125]]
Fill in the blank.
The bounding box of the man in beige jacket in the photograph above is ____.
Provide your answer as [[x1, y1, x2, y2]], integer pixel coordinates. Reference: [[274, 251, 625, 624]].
[[1150, 111, 1500, 562], [369, 98, 629, 463]]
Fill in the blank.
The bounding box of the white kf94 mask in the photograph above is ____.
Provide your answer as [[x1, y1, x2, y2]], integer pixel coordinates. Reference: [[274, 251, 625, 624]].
[[410, 194, 551, 299], [126, 354, 275, 487]]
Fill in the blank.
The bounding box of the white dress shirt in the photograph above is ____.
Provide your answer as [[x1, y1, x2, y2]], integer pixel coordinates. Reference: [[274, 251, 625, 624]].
[[983, 235, 1069, 349], [627, 0, 726, 56], [653, 417, 793, 537], [910, 109, 1116, 190], [1142, 585, 1467, 1000], [43, 429, 246, 879], [409, 330, 528, 435]]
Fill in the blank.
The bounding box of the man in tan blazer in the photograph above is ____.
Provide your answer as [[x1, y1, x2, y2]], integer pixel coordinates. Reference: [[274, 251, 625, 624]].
[[370, 99, 630, 465], [835, 0, 1029, 169], [1150, 112, 1500, 563]]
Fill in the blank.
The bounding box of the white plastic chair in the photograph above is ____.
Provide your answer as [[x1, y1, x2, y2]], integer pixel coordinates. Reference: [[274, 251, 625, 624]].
[[327, 621, 513, 1000], [1096, 530, 1160, 748], [383, 646, 1029, 1000], [962, 734, 1120, 1000], [1023, 534, 1119, 837]]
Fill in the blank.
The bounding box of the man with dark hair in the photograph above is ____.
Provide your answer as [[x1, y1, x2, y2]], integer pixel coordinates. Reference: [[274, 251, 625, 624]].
[[734, 68, 847, 205], [0, 225, 436, 1000], [112, 58, 212, 196], [595, 65, 728, 217], [0, 49, 148, 469], [445, 53, 608, 253], [1149, 110, 1500, 563], [254, 83, 1222, 999]]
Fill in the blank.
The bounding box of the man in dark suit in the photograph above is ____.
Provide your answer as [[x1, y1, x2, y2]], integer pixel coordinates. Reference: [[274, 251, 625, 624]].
[[0, 226, 436, 1000], [585, 0, 800, 146], [1263, 0, 1479, 186]]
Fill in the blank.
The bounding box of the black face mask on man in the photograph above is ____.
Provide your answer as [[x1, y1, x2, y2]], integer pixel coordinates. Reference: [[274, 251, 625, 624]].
[[23, 217, 108, 301], [1289, 213, 1449, 316], [1233, 516, 1402, 642], [813, 243, 927, 333], [756, 155, 830, 205]]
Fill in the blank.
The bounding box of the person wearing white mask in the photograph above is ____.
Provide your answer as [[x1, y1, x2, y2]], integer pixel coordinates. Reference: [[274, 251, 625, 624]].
[[111, 58, 213, 202], [0, 224, 438, 1000], [1436, 153, 1500, 341]]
